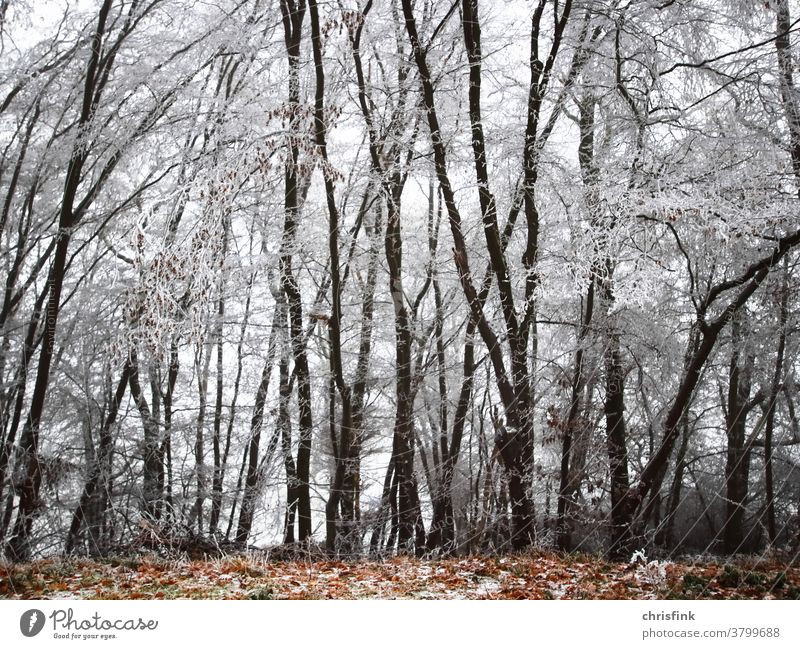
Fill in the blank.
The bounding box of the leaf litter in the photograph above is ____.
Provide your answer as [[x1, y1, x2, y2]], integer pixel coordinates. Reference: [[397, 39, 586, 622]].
[[1, 551, 798, 600]]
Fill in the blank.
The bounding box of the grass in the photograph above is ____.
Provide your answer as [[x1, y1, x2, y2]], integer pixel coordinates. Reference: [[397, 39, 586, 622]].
[[0, 550, 798, 600]]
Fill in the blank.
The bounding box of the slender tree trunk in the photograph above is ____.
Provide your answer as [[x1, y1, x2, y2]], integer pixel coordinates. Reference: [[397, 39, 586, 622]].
[[6, 0, 118, 561], [351, 0, 423, 555], [0, 284, 48, 533], [235, 294, 280, 546], [763, 260, 789, 543], [159, 339, 179, 521], [280, 381, 298, 543], [209, 218, 229, 536], [605, 327, 631, 556], [279, 0, 312, 543], [661, 415, 690, 549], [341, 203, 382, 554], [557, 95, 599, 548], [723, 313, 754, 553], [386, 199, 424, 554], [216, 273, 254, 540], [190, 337, 212, 534], [369, 457, 394, 558], [65, 362, 130, 555], [556, 278, 595, 551], [128, 348, 162, 522]]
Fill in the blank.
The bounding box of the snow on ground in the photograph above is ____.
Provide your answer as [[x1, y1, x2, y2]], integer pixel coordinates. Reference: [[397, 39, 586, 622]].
[[1, 551, 798, 600]]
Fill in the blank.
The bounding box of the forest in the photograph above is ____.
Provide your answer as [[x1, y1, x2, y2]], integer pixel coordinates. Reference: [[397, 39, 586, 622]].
[[1, 0, 800, 570]]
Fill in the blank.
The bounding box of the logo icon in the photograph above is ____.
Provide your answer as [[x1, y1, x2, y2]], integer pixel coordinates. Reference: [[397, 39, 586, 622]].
[[20, 609, 45, 637]]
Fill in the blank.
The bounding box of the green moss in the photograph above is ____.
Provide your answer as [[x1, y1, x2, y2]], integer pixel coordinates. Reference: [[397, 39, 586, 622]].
[[783, 585, 800, 600], [681, 573, 710, 596], [743, 572, 767, 587], [771, 572, 787, 591], [717, 565, 741, 588], [247, 585, 276, 600]]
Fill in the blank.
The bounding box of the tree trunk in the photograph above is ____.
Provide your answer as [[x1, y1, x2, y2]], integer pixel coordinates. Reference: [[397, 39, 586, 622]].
[[763, 260, 789, 543], [65, 363, 130, 555], [128, 348, 162, 522], [279, 0, 312, 543], [605, 328, 631, 556], [236, 295, 281, 546], [209, 220, 229, 536], [6, 0, 117, 561], [723, 313, 754, 553]]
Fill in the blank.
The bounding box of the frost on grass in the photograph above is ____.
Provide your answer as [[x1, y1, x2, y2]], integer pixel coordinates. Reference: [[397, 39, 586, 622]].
[[1, 552, 798, 600]]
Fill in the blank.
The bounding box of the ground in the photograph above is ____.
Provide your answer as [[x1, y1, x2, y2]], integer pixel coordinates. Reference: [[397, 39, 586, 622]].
[[1, 551, 798, 599]]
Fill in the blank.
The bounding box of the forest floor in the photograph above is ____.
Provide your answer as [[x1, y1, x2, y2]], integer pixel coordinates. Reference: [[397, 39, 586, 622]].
[[1, 550, 799, 600]]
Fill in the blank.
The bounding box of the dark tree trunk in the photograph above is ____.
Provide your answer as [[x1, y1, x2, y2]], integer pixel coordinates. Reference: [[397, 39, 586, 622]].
[[236, 296, 281, 546], [386, 193, 424, 554], [763, 261, 789, 543], [351, 0, 423, 555], [190, 338, 212, 534], [403, 0, 551, 550], [660, 415, 690, 549], [618, 226, 800, 541], [279, 0, 312, 543], [128, 348, 162, 522], [0, 284, 48, 539], [369, 457, 394, 558], [723, 314, 754, 554], [341, 203, 382, 554], [279, 350, 297, 545], [556, 277, 594, 551], [604, 329, 631, 556], [556, 95, 598, 549], [65, 363, 130, 555], [159, 339, 179, 521], [209, 219, 229, 536]]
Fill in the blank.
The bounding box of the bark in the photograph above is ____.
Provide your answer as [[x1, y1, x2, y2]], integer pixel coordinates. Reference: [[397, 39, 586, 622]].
[[604, 327, 631, 555], [215, 277, 252, 539], [0, 284, 48, 533], [5, 0, 116, 561], [306, 0, 356, 555], [722, 314, 755, 553], [619, 226, 800, 538], [368, 457, 394, 558], [556, 94, 599, 550], [128, 348, 162, 522], [65, 363, 131, 555], [351, 0, 423, 554], [279, 340, 297, 544], [556, 274, 595, 551], [209, 217, 230, 536], [403, 0, 534, 549], [661, 417, 690, 549], [159, 339, 179, 521], [341, 203, 383, 553], [279, 0, 313, 542], [763, 261, 789, 543], [190, 336, 213, 533], [234, 290, 280, 545]]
